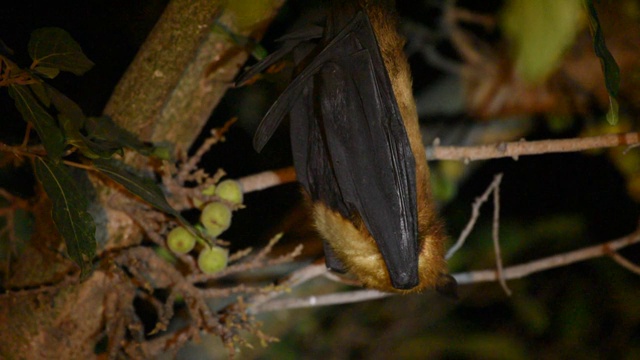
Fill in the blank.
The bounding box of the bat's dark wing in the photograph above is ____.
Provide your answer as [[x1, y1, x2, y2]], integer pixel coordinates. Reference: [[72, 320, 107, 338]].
[[248, 11, 419, 289]]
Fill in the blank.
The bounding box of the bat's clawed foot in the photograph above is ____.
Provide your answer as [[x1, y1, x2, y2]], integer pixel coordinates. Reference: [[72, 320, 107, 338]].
[[435, 273, 459, 300]]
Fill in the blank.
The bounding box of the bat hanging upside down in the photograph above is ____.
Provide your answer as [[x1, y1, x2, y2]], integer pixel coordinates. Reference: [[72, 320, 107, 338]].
[[237, 0, 456, 295]]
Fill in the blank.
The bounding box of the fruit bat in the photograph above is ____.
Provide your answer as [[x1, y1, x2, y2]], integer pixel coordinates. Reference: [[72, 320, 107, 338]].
[[237, 0, 456, 294]]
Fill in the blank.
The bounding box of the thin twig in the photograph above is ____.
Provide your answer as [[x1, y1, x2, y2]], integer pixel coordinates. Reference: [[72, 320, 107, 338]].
[[427, 132, 640, 161], [447, 174, 503, 259], [490, 174, 511, 296], [248, 263, 328, 314], [610, 252, 640, 275]]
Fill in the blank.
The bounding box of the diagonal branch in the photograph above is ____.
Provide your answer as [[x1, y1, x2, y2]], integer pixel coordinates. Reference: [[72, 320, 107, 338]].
[[250, 229, 640, 313]]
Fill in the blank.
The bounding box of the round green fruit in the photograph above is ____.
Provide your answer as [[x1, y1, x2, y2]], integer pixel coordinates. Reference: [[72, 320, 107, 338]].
[[201, 184, 216, 196], [198, 246, 228, 274], [200, 201, 232, 237], [215, 179, 243, 205], [167, 226, 196, 254]]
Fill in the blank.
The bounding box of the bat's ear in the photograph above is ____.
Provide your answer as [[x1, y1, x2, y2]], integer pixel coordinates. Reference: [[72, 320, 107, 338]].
[[435, 273, 458, 300]]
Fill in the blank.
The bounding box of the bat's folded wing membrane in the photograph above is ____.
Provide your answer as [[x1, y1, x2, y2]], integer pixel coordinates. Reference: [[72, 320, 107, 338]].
[[246, 11, 420, 289], [318, 50, 419, 289]]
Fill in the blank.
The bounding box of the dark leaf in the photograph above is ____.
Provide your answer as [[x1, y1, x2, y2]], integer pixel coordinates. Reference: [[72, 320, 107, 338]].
[[28, 27, 94, 75], [8, 84, 64, 159], [33, 66, 60, 79], [46, 88, 127, 159], [59, 114, 83, 144], [85, 116, 157, 155], [93, 158, 179, 216], [48, 85, 85, 125], [84, 116, 139, 145], [29, 82, 51, 107], [585, 0, 620, 124], [59, 114, 120, 159], [79, 138, 123, 159], [34, 158, 96, 276]]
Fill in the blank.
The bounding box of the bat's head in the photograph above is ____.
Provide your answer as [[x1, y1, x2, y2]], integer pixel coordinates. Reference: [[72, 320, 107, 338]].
[[313, 202, 456, 295]]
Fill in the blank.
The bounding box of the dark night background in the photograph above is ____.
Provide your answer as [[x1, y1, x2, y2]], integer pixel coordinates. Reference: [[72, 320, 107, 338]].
[[1, 1, 639, 358]]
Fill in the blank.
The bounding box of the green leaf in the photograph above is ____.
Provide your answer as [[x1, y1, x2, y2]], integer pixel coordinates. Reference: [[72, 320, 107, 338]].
[[28, 27, 94, 75], [606, 96, 619, 125], [92, 158, 179, 216], [33, 66, 60, 79], [29, 82, 51, 107], [46, 88, 127, 159], [502, 0, 583, 83], [585, 0, 620, 124], [34, 158, 96, 276], [84, 116, 157, 156], [8, 84, 65, 160], [84, 116, 139, 146], [59, 114, 121, 159], [48, 85, 85, 124]]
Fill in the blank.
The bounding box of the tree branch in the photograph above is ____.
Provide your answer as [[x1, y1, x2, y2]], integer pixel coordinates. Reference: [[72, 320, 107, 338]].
[[238, 132, 640, 193], [103, 0, 285, 163], [250, 229, 640, 313], [427, 132, 640, 161], [239, 167, 297, 194]]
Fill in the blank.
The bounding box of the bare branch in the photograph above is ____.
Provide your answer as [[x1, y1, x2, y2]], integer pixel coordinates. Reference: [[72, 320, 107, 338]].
[[248, 263, 329, 314], [239, 167, 297, 194], [254, 289, 392, 313], [455, 230, 640, 284], [491, 174, 511, 296], [610, 252, 640, 275], [447, 174, 503, 259], [251, 230, 640, 313], [427, 132, 640, 162], [236, 133, 640, 195]]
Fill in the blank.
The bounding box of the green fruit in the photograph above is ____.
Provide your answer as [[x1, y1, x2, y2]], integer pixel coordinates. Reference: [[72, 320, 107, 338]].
[[192, 197, 204, 209], [215, 179, 243, 205], [198, 246, 228, 274], [200, 202, 232, 237], [201, 184, 216, 196], [167, 226, 196, 254]]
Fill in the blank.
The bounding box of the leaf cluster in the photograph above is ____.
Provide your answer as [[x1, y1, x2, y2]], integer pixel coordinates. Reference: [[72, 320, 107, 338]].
[[0, 28, 176, 276]]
